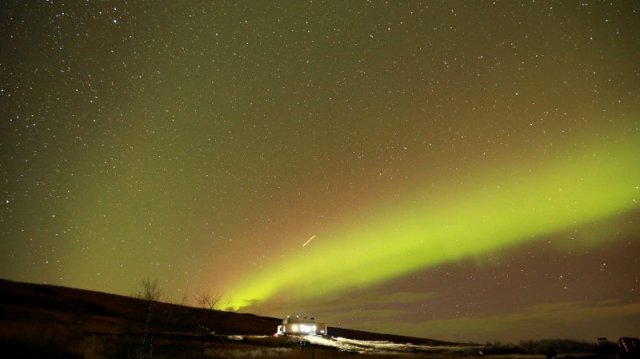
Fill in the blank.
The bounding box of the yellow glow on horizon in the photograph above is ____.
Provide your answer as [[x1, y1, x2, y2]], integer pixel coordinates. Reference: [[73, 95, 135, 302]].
[[218, 132, 640, 311]]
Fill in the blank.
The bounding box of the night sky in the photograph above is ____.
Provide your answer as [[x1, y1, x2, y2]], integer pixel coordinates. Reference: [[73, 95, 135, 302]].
[[1, 1, 639, 343]]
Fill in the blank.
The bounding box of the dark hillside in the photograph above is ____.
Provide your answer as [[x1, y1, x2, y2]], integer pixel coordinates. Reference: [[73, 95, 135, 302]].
[[0, 278, 281, 334], [0, 278, 453, 358]]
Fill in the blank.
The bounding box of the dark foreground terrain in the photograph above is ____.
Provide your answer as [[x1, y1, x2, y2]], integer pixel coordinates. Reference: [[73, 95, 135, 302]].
[[0, 278, 624, 358], [0, 278, 456, 358]]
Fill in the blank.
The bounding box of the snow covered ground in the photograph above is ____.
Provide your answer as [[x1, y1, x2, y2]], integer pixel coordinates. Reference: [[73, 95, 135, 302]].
[[232, 334, 480, 355], [303, 335, 477, 355]]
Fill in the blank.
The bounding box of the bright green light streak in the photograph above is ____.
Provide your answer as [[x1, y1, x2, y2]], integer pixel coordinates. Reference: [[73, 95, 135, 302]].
[[219, 136, 640, 311]]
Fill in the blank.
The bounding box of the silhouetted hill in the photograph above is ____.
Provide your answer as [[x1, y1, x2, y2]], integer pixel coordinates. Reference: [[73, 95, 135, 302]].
[[0, 278, 452, 358]]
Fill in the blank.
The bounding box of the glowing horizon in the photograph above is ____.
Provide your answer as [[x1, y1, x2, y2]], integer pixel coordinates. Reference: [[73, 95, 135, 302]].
[[218, 134, 640, 311], [4, 1, 639, 342]]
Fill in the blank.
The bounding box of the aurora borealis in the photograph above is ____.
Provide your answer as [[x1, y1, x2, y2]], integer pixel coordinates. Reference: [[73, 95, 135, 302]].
[[220, 135, 640, 311], [1, 1, 639, 343]]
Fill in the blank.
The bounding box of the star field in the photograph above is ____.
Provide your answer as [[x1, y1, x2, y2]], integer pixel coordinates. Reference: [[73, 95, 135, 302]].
[[1, 1, 639, 343]]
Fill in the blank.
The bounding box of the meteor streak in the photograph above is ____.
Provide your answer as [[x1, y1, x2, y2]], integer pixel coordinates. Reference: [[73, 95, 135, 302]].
[[302, 235, 316, 247], [218, 133, 640, 312]]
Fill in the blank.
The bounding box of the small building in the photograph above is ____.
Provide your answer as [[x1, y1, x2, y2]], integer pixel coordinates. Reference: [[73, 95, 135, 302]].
[[276, 315, 327, 336]]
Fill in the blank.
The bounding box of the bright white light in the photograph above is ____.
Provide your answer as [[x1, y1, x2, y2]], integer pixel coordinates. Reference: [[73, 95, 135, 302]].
[[291, 324, 299, 332]]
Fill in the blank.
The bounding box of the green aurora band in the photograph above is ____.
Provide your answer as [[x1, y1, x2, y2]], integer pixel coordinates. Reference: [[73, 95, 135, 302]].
[[218, 134, 640, 311]]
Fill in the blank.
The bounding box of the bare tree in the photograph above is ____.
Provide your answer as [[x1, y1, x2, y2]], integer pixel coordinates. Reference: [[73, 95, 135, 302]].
[[179, 292, 190, 306], [196, 291, 219, 309], [137, 278, 162, 302]]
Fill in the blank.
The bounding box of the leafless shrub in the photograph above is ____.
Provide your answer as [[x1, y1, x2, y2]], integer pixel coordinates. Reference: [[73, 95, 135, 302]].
[[137, 278, 162, 302], [196, 291, 219, 309], [179, 292, 190, 306]]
